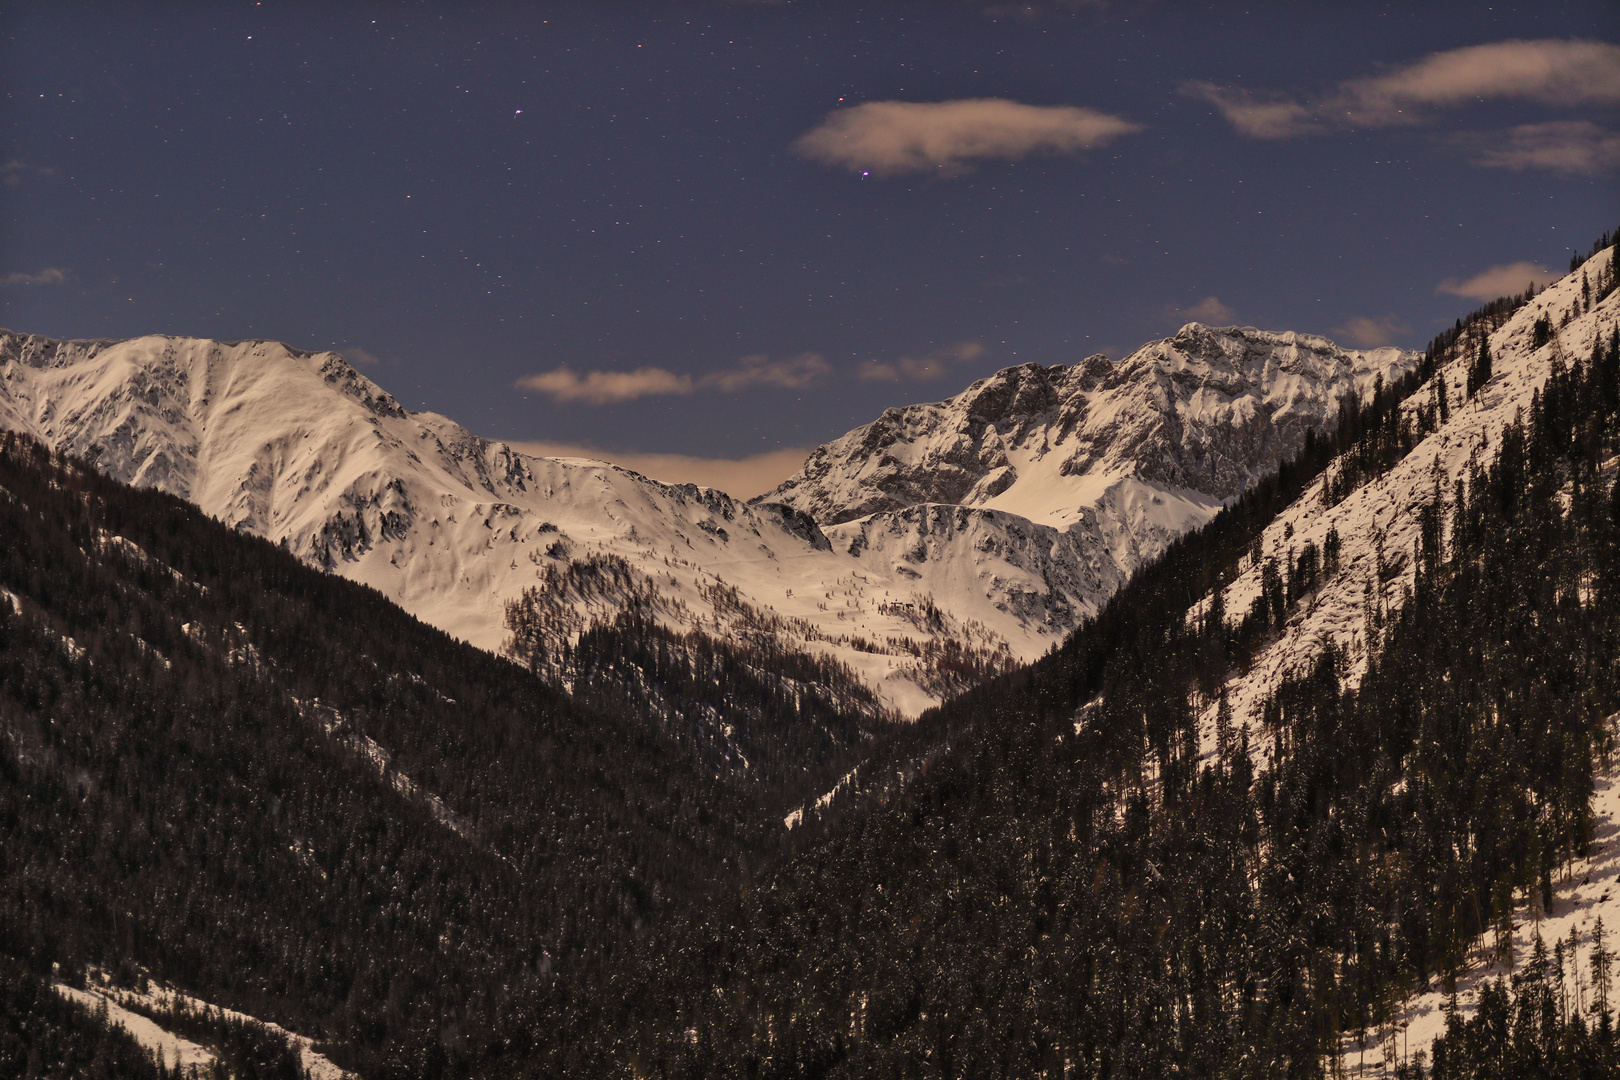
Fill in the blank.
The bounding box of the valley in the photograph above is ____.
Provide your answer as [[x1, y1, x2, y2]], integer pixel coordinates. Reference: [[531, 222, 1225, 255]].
[[0, 238, 1615, 1077]]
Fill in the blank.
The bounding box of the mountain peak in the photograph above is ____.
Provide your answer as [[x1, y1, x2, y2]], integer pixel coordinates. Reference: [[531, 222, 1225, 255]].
[[760, 325, 1417, 527]]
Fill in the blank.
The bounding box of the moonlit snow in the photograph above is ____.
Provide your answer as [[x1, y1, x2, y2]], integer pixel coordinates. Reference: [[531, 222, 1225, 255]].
[[0, 323, 1413, 715]]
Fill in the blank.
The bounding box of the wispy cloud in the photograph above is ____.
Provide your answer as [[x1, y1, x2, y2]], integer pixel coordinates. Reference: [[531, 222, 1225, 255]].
[[0, 268, 68, 287], [1332, 316, 1409, 348], [504, 442, 810, 500], [1437, 261, 1557, 302], [1168, 296, 1236, 325], [517, 352, 832, 406], [1, 160, 56, 187], [1184, 85, 1316, 139], [860, 341, 985, 382], [705, 352, 830, 392], [1191, 39, 1620, 143], [795, 98, 1141, 176], [1334, 39, 1620, 125], [516, 366, 694, 406], [1473, 120, 1620, 176], [340, 346, 384, 368]]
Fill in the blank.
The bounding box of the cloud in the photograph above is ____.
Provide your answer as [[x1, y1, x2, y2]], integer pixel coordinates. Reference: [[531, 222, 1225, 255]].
[[1192, 39, 1620, 138], [503, 442, 810, 500], [1168, 296, 1236, 325], [516, 366, 694, 406], [704, 352, 830, 392], [1184, 84, 1318, 139], [0, 268, 68, 287], [1473, 120, 1620, 176], [860, 341, 985, 382], [979, 0, 1108, 19], [1, 160, 56, 187], [340, 346, 383, 368], [1335, 39, 1620, 125], [1437, 261, 1557, 302], [795, 98, 1141, 176], [1332, 316, 1409, 348], [517, 352, 831, 406]]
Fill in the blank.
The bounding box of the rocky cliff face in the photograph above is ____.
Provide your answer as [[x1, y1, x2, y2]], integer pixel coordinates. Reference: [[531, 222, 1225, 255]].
[[762, 325, 1414, 527]]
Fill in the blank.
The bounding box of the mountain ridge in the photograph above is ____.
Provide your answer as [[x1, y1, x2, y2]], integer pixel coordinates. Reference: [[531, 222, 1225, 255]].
[[3, 231, 1616, 1077], [0, 322, 1415, 716], [762, 325, 1411, 525]]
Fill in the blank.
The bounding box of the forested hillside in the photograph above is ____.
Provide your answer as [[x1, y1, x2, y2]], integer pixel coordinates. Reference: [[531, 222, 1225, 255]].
[[0, 955, 171, 1080], [0, 432, 809, 1077], [504, 557, 891, 806]]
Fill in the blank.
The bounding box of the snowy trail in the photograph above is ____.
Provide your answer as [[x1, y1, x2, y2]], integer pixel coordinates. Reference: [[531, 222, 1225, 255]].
[[53, 983, 218, 1075]]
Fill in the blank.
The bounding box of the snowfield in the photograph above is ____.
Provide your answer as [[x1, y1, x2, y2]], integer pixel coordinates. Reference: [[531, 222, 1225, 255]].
[[54, 970, 352, 1079]]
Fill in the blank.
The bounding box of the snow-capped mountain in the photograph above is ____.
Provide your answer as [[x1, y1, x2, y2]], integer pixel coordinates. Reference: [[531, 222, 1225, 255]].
[[0, 324, 1414, 716], [767, 327, 1412, 525], [761, 328, 1416, 695]]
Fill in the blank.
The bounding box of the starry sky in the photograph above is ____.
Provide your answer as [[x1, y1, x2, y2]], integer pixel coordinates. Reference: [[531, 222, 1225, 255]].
[[3, 2, 1617, 495]]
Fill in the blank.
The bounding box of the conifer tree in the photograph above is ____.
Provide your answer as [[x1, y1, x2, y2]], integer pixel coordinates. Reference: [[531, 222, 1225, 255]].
[[1467, 334, 1494, 396], [1595, 917, 1612, 1016]]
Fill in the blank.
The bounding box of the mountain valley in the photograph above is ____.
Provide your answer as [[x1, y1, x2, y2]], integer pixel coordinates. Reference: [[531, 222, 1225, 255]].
[[1, 232, 1616, 1078]]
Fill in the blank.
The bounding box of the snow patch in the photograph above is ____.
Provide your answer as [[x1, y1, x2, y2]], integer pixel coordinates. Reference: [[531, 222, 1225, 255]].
[[1337, 751, 1620, 1076], [55, 970, 353, 1080]]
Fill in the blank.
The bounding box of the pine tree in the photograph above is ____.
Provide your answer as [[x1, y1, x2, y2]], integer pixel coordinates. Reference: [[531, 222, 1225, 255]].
[[1467, 334, 1494, 396], [1594, 916, 1612, 1015], [1431, 369, 1451, 425], [1533, 314, 1553, 350], [1216, 687, 1234, 760]]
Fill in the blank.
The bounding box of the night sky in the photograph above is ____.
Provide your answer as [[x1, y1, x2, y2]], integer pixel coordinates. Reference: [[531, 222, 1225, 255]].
[[3, 2, 1617, 494]]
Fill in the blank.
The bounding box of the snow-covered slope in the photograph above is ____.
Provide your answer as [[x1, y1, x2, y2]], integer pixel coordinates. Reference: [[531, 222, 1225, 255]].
[[0, 332, 927, 699], [1336, 753, 1620, 1075], [0, 325, 1412, 716], [1131, 249, 1620, 1070], [765, 328, 1417, 679], [1199, 247, 1618, 747], [56, 969, 352, 1079]]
